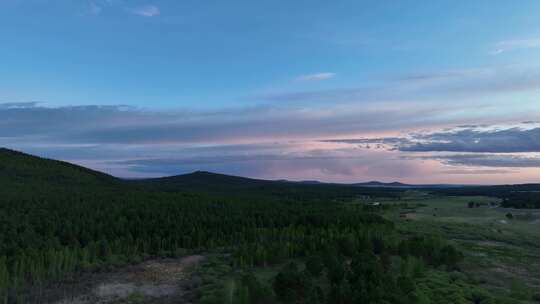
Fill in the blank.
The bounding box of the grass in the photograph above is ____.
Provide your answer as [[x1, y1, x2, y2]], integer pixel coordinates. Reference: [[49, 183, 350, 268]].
[[380, 193, 540, 301]]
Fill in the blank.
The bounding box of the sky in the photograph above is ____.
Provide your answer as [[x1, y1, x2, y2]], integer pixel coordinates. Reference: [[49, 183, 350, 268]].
[[2, 0, 540, 184]]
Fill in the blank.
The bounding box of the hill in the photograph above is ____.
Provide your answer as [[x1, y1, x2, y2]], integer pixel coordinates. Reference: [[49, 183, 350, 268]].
[[131, 170, 274, 192], [353, 181, 411, 187], [0, 148, 119, 198], [0, 148, 403, 202]]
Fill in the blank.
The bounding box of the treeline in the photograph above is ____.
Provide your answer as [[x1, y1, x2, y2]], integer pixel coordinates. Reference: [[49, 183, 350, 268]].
[[500, 194, 540, 209], [436, 184, 540, 209]]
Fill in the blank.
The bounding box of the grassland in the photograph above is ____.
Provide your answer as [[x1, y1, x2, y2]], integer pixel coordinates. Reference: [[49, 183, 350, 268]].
[[381, 192, 540, 301]]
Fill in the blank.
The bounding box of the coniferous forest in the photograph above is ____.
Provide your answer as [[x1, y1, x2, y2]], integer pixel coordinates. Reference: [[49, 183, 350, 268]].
[[0, 148, 533, 303]]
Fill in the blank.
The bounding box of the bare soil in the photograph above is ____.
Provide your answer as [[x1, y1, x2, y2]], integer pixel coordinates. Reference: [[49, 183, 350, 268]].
[[32, 255, 205, 304]]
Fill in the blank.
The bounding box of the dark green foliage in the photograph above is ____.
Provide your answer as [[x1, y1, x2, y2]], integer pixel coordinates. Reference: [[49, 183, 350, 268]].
[[305, 255, 324, 277], [326, 257, 346, 286], [307, 285, 324, 304], [397, 275, 416, 295], [439, 245, 463, 270], [327, 281, 352, 304], [397, 236, 463, 268], [273, 263, 310, 304], [237, 273, 274, 304]]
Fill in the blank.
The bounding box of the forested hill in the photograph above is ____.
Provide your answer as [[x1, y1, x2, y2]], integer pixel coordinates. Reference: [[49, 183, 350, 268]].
[[0, 148, 272, 195], [130, 170, 276, 192], [0, 148, 120, 197], [0, 148, 401, 201]]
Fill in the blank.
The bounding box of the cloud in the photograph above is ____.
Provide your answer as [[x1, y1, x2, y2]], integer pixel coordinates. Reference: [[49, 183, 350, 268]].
[[0, 102, 446, 145], [86, 0, 117, 15], [400, 126, 540, 153], [0, 102, 39, 109], [491, 37, 540, 54], [130, 5, 160, 17], [439, 168, 515, 175], [88, 2, 102, 15], [2, 102, 539, 181], [265, 64, 540, 106], [0, 101, 432, 180], [324, 124, 540, 154], [321, 137, 408, 146], [422, 154, 540, 168], [88, 2, 103, 15], [320, 123, 540, 170], [295, 72, 336, 81], [108, 147, 421, 180]]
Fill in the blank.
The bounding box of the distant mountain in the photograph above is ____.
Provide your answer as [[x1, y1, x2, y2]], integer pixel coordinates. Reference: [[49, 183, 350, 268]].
[[278, 179, 466, 189], [132, 170, 276, 192], [296, 180, 324, 185], [352, 181, 468, 189], [353, 181, 411, 187]]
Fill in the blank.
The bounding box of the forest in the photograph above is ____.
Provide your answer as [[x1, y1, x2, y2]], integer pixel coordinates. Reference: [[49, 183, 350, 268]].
[[0, 148, 531, 303]]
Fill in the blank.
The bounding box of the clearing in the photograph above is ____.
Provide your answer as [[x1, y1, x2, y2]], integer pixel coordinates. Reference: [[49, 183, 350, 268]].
[[41, 255, 205, 304]]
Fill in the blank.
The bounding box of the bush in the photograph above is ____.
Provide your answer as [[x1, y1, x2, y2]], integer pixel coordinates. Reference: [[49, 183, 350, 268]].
[[305, 255, 324, 277], [125, 292, 145, 304], [273, 262, 311, 303]]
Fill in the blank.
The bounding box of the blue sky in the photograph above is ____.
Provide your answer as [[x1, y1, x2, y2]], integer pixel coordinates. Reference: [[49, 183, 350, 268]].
[[2, 0, 540, 183]]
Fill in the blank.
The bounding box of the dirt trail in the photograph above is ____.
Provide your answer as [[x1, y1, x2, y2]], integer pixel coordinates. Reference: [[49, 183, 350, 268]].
[[53, 255, 205, 304]]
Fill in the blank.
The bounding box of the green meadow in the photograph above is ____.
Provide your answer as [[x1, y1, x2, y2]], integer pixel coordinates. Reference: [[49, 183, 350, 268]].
[[383, 193, 540, 301]]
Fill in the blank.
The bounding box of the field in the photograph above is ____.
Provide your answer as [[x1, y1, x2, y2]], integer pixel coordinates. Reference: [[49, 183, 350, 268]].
[[382, 193, 540, 301]]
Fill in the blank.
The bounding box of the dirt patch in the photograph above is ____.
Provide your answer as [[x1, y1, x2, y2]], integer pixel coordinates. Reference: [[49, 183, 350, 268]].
[[50, 255, 205, 304]]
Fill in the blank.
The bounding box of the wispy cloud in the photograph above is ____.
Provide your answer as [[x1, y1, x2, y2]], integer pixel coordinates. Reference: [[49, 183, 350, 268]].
[[0, 102, 39, 109], [130, 5, 160, 17], [265, 64, 540, 107], [295, 72, 336, 81], [86, 0, 117, 15], [88, 1, 102, 15], [0, 102, 439, 145], [420, 154, 540, 168], [439, 168, 515, 175], [491, 37, 540, 54]]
